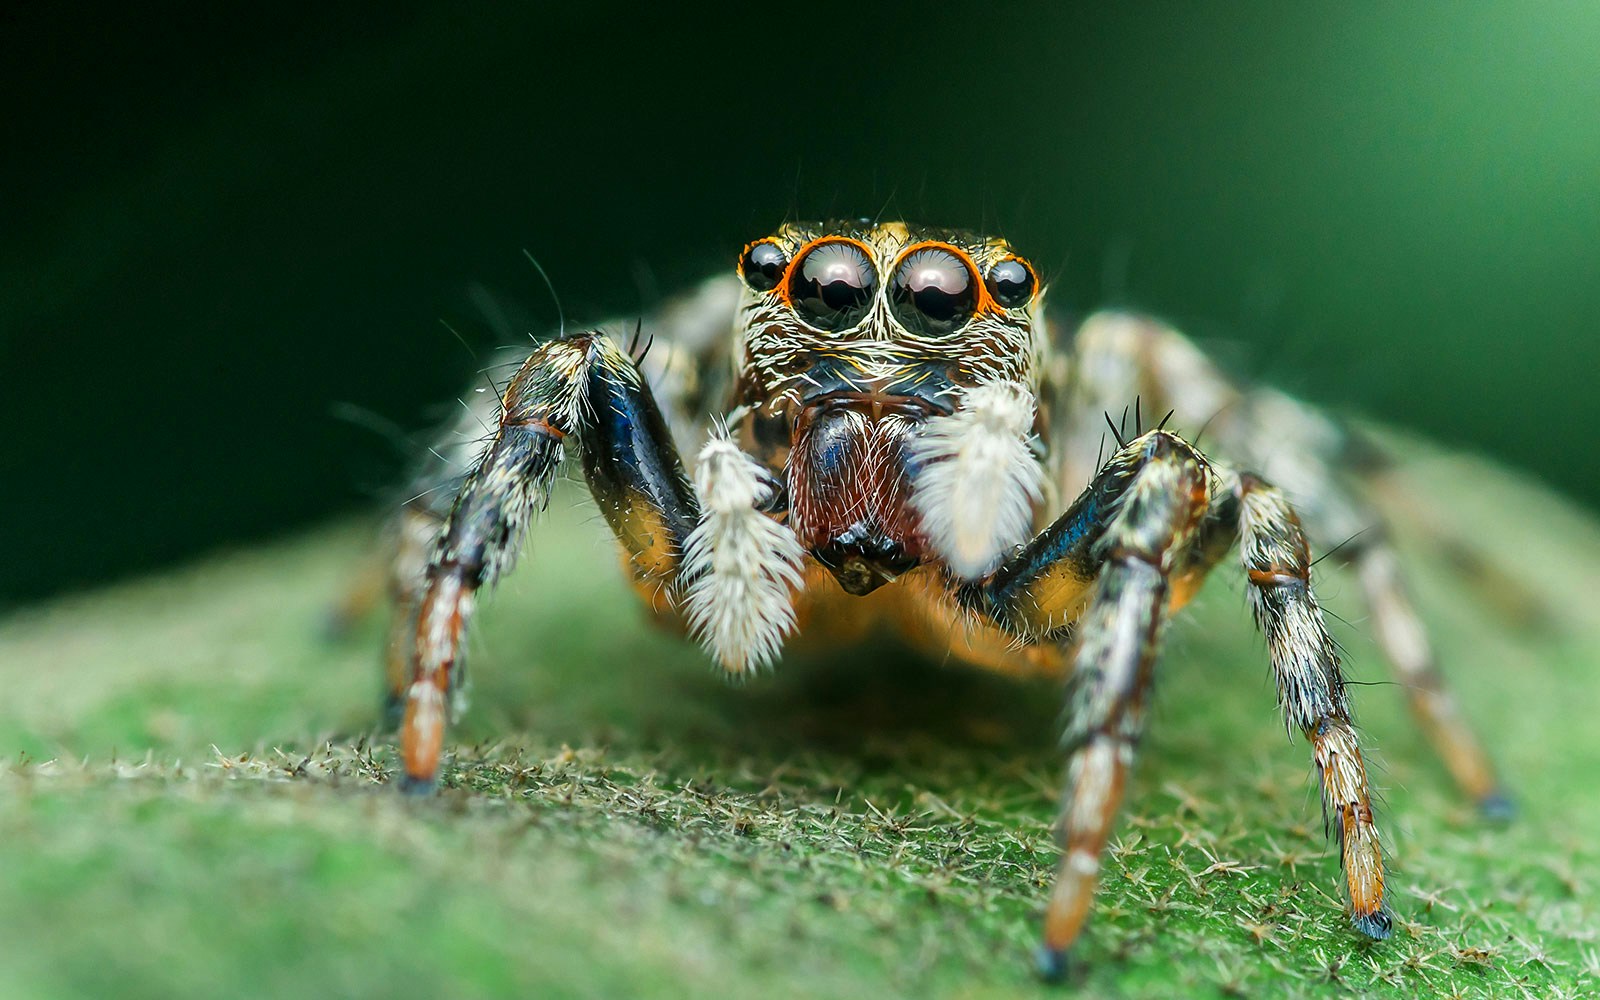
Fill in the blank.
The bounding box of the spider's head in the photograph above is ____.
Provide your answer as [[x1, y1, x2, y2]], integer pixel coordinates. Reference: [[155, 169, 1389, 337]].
[[732, 221, 1048, 595]]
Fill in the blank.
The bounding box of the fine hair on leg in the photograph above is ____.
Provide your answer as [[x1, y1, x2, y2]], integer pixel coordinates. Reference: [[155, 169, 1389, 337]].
[[1235, 471, 1392, 938], [400, 333, 700, 792], [1037, 431, 1210, 979]]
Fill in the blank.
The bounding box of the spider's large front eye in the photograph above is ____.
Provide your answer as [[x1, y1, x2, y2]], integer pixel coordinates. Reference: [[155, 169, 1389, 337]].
[[985, 257, 1036, 309], [890, 246, 977, 336], [787, 240, 876, 331], [739, 240, 788, 292]]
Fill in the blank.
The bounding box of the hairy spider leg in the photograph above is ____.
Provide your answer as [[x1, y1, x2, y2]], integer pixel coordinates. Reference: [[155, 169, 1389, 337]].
[[1322, 441, 1517, 816], [379, 345, 533, 727], [956, 430, 1392, 975], [399, 333, 698, 792], [1058, 311, 1507, 815], [383, 505, 448, 728], [970, 431, 1211, 980], [1223, 396, 1511, 817], [379, 279, 744, 726], [1234, 471, 1392, 941]]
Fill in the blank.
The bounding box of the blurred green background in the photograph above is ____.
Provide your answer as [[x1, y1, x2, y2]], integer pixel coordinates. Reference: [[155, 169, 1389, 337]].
[[4, 4, 1598, 604]]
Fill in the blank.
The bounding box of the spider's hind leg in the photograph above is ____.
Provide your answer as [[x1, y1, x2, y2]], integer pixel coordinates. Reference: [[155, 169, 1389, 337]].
[[1324, 437, 1517, 817], [1340, 528, 1512, 817]]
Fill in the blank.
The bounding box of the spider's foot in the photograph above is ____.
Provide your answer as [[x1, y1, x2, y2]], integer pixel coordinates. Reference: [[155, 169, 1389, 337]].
[[1034, 944, 1071, 984], [1351, 908, 1393, 941], [396, 774, 438, 797], [1477, 789, 1517, 824]]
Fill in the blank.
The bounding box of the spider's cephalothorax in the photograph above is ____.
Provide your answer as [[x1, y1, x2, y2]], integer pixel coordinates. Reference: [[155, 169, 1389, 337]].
[[731, 221, 1047, 597], [378, 220, 1510, 979]]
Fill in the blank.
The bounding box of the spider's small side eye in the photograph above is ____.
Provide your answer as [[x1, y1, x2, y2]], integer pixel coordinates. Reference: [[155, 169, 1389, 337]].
[[890, 246, 977, 336], [739, 240, 789, 292], [986, 257, 1037, 309], [788, 240, 877, 331]]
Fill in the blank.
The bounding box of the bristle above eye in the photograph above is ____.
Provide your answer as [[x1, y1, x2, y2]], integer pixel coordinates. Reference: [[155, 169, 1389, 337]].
[[909, 381, 1044, 580]]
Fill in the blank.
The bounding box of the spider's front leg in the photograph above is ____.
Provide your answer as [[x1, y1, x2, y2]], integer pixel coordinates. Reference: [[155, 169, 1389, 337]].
[[399, 333, 699, 792], [1061, 312, 1508, 815], [961, 431, 1391, 978], [961, 430, 1209, 978]]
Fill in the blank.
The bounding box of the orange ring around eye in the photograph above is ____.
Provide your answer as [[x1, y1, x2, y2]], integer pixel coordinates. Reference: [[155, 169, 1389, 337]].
[[739, 239, 789, 292], [888, 241, 984, 334], [775, 235, 878, 311], [985, 255, 1038, 311], [893, 241, 1007, 317]]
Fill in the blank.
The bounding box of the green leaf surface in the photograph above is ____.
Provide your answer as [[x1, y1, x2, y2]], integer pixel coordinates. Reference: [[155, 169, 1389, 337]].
[[2, 436, 1596, 999]]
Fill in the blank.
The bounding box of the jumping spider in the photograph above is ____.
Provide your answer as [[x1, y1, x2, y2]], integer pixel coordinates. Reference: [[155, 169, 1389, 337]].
[[377, 220, 1508, 978]]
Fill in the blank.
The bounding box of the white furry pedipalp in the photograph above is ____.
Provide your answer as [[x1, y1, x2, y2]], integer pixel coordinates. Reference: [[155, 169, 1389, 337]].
[[909, 380, 1044, 580], [683, 436, 806, 674]]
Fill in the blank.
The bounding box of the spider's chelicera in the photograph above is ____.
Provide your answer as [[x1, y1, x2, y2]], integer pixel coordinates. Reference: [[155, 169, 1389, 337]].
[[378, 220, 1508, 978]]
